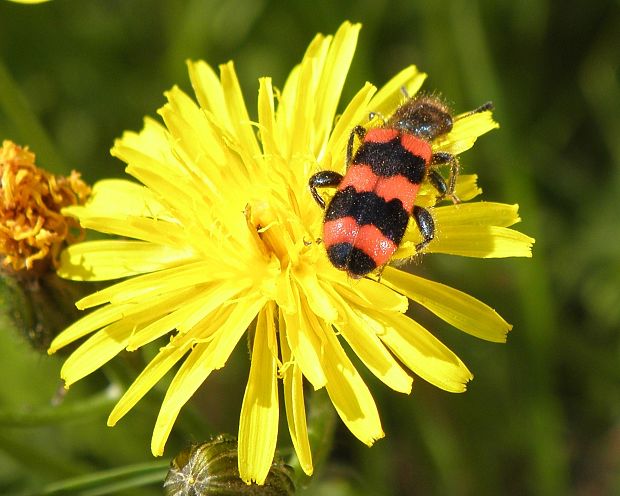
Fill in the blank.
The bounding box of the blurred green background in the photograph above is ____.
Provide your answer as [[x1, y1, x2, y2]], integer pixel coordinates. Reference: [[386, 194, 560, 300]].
[[1, 1, 619, 495]]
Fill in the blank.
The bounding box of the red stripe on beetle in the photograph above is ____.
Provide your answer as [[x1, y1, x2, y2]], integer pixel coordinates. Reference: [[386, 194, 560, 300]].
[[323, 217, 358, 246], [364, 128, 399, 143], [323, 217, 397, 266], [374, 175, 421, 213], [338, 164, 378, 192], [355, 224, 397, 266], [400, 134, 432, 163]]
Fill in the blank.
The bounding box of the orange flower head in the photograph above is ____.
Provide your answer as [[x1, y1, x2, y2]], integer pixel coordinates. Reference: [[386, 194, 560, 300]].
[[0, 140, 90, 272]]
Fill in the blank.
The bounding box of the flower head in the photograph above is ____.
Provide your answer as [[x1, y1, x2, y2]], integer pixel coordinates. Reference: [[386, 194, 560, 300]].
[[49, 22, 533, 484], [5, 0, 52, 4], [0, 140, 90, 272]]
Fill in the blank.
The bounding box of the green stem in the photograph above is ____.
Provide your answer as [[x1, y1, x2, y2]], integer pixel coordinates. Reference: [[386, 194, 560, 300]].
[[37, 461, 169, 496], [0, 431, 86, 479]]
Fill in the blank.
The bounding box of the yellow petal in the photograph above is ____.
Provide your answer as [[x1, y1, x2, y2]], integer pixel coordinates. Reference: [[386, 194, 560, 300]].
[[187, 60, 233, 134], [6, 0, 51, 4], [312, 21, 360, 154], [368, 310, 472, 392], [452, 174, 483, 202], [108, 340, 191, 426], [257, 77, 278, 159], [428, 225, 535, 258], [331, 277, 409, 314], [397, 202, 534, 259], [111, 119, 194, 197], [404, 174, 482, 211], [280, 312, 313, 475], [127, 282, 242, 350], [75, 261, 242, 309], [275, 65, 299, 155], [322, 81, 376, 172], [322, 327, 384, 445], [369, 65, 427, 118], [381, 267, 511, 342], [59, 240, 193, 281], [238, 303, 279, 484], [294, 267, 338, 322], [287, 51, 317, 161], [49, 285, 196, 352], [219, 61, 261, 161], [61, 321, 132, 387], [151, 296, 265, 455], [282, 286, 327, 389], [325, 283, 412, 393], [63, 178, 173, 222], [113, 116, 169, 158], [68, 214, 187, 249], [434, 109, 499, 156], [159, 86, 229, 183], [434, 202, 522, 228], [48, 303, 128, 353]]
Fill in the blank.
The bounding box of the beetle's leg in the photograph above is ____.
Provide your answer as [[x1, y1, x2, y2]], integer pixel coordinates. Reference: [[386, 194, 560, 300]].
[[427, 101, 493, 201], [428, 170, 448, 198], [308, 171, 344, 209], [413, 205, 435, 252], [430, 151, 460, 203]]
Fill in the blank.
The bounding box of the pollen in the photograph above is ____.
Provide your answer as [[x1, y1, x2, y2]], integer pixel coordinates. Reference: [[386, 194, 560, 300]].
[[0, 140, 91, 272]]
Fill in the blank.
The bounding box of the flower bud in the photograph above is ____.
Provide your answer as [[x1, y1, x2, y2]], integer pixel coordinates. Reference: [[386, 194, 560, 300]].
[[164, 435, 295, 496]]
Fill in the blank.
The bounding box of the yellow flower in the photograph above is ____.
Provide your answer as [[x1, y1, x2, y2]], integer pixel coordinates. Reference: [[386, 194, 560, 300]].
[[48, 22, 533, 484], [5, 0, 51, 4]]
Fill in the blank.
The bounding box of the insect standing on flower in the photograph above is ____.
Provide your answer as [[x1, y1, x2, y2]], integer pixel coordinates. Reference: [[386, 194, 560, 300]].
[[309, 94, 493, 278]]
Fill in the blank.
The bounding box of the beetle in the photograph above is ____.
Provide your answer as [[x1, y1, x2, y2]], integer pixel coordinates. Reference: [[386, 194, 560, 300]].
[[309, 95, 492, 277]]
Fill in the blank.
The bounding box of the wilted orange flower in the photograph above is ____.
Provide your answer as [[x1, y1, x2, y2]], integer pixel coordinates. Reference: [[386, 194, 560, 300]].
[[0, 140, 90, 271]]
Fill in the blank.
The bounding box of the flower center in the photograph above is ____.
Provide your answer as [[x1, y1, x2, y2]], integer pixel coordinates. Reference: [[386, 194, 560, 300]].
[[245, 192, 317, 275], [246, 199, 290, 263]]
